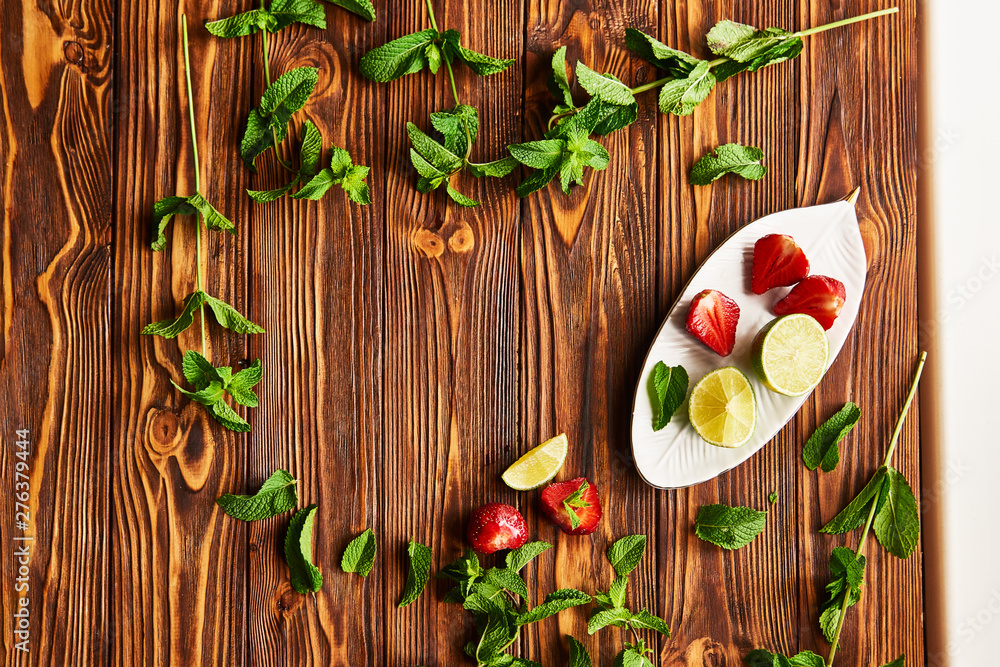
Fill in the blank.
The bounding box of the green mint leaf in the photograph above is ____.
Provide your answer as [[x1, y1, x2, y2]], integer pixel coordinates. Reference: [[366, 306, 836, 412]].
[[613, 645, 654, 667], [579, 140, 610, 170], [446, 184, 479, 207], [559, 151, 585, 194], [359, 29, 437, 82], [768, 491, 778, 505], [516, 588, 590, 625], [340, 528, 378, 576], [260, 66, 319, 128], [576, 63, 636, 106], [430, 104, 479, 158], [270, 0, 327, 30], [340, 167, 372, 205], [248, 181, 297, 203], [407, 122, 463, 173], [477, 607, 519, 664], [628, 609, 670, 636], [624, 28, 701, 77], [216, 469, 297, 521], [151, 195, 197, 251], [607, 534, 646, 578], [298, 120, 324, 177], [880, 656, 905, 667], [690, 143, 766, 185], [141, 290, 206, 338], [820, 466, 889, 534], [172, 380, 225, 406], [440, 30, 514, 76], [411, 148, 449, 180], [187, 192, 235, 233], [872, 466, 920, 558], [568, 635, 592, 667], [202, 293, 266, 334], [227, 360, 263, 407], [515, 166, 559, 197], [608, 575, 628, 608], [744, 650, 824, 667], [649, 361, 688, 431], [803, 402, 861, 472], [705, 20, 757, 54], [588, 606, 631, 633], [484, 567, 529, 599], [425, 42, 442, 74], [328, 145, 354, 178], [658, 61, 716, 116], [590, 99, 638, 135], [205, 9, 272, 38], [320, 0, 376, 21], [209, 399, 250, 431], [694, 504, 768, 550], [399, 539, 433, 607], [561, 480, 590, 530], [819, 547, 866, 643], [469, 156, 518, 178], [593, 589, 614, 609], [240, 108, 285, 172], [284, 504, 323, 594], [509, 140, 565, 169], [438, 548, 483, 582], [547, 46, 575, 109], [293, 168, 336, 200], [181, 349, 224, 388], [505, 541, 552, 573]]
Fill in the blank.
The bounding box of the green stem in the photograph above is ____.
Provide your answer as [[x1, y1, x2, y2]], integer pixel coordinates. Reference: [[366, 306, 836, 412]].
[[444, 58, 461, 106], [794, 7, 899, 38], [825, 350, 926, 667], [423, 0, 439, 32], [181, 16, 207, 357], [627, 8, 898, 97], [260, 22, 295, 173]]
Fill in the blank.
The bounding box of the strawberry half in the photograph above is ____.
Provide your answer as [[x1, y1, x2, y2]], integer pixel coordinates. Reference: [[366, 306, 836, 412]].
[[465, 503, 529, 554], [685, 289, 740, 356], [773, 275, 846, 330], [540, 478, 602, 535], [751, 234, 811, 294]]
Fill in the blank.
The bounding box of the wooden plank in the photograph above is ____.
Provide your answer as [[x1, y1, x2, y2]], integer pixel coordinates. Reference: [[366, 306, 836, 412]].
[[111, 5, 256, 664], [520, 1, 663, 664], [0, 0, 112, 664], [242, 7, 386, 665], [379, 1, 523, 665]]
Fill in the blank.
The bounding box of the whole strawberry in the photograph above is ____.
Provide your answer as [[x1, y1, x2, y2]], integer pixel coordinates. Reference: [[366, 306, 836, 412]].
[[540, 478, 602, 535], [465, 503, 529, 554]]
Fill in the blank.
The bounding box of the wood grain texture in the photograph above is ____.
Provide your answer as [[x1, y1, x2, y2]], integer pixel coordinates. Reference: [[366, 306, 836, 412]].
[[2, 0, 921, 665], [0, 0, 112, 664]]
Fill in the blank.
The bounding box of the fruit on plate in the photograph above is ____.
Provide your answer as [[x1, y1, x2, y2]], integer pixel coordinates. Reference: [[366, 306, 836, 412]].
[[773, 275, 846, 330], [751, 233, 811, 294], [501, 433, 569, 491], [687, 367, 757, 448], [466, 503, 529, 554], [751, 314, 830, 396], [685, 289, 740, 356], [540, 478, 602, 535]]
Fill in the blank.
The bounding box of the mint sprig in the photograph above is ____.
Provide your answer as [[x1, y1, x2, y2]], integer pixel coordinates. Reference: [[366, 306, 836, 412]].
[[167, 351, 263, 432], [804, 402, 861, 472], [216, 469, 297, 520], [340, 528, 377, 577], [284, 504, 322, 594], [399, 540, 433, 607], [694, 504, 768, 550], [744, 649, 825, 666]]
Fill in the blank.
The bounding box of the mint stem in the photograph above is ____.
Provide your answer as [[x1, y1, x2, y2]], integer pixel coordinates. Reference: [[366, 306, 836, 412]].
[[627, 7, 899, 97], [260, 6, 296, 174], [422, 0, 460, 105], [825, 350, 926, 667], [181, 15, 208, 357]]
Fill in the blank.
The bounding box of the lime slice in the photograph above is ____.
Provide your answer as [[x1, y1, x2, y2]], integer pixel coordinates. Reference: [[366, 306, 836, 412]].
[[688, 367, 756, 448], [501, 433, 569, 490], [751, 314, 830, 396]]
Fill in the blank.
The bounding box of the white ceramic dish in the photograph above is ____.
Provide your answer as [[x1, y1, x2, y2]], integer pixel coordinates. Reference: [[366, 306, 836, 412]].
[[631, 196, 867, 489]]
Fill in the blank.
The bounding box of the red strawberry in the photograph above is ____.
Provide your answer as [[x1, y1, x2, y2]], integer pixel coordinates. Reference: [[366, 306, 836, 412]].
[[751, 234, 811, 294], [465, 503, 529, 554], [685, 289, 740, 356], [540, 478, 602, 535], [773, 275, 846, 330]]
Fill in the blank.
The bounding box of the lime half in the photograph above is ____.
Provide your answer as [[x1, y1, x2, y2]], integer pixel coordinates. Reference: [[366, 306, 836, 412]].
[[501, 433, 569, 490], [688, 367, 756, 448], [751, 314, 829, 396]]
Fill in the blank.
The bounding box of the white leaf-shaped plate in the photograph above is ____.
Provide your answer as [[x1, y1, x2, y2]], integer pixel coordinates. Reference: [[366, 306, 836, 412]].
[[631, 197, 867, 489]]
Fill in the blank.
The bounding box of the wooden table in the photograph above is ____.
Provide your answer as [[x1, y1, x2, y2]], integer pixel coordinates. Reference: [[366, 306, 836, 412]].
[[0, 1, 921, 665]]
